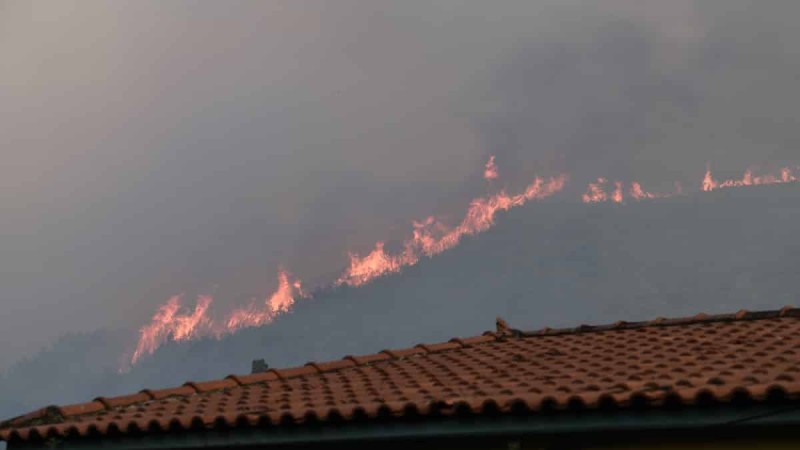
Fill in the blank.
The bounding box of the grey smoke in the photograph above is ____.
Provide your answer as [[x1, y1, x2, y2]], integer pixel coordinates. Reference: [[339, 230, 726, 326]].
[[2, 0, 800, 370]]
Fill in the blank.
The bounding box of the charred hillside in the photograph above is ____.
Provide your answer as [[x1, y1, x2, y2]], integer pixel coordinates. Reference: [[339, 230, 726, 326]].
[[2, 184, 800, 419]]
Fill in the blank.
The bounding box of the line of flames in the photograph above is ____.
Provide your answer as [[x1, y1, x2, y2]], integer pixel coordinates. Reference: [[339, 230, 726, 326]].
[[703, 164, 798, 192], [129, 157, 566, 366], [130, 270, 303, 365], [129, 160, 800, 367], [582, 178, 681, 203], [336, 174, 568, 287]]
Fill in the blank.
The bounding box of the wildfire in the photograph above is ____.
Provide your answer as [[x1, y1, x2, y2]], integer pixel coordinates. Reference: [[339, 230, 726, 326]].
[[130, 295, 213, 365], [336, 242, 417, 288], [484, 155, 499, 181], [130, 270, 304, 365], [582, 178, 675, 203], [129, 158, 567, 367], [337, 174, 568, 286], [129, 158, 800, 368], [630, 182, 654, 200], [225, 271, 304, 331], [582, 178, 610, 203], [702, 164, 799, 192]]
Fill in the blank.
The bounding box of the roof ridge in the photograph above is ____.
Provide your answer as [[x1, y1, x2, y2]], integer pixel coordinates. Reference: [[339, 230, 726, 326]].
[[4, 306, 798, 430], [519, 306, 800, 337]]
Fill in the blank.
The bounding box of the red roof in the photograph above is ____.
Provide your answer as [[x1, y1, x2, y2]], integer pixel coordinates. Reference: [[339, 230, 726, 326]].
[[3, 308, 800, 444]]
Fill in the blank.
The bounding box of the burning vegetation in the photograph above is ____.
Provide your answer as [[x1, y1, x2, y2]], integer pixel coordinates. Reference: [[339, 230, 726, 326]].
[[581, 178, 677, 204], [128, 157, 800, 367], [131, 270, 303, 365], [336, 172, 568, 287], [703, 165, 798, 192]]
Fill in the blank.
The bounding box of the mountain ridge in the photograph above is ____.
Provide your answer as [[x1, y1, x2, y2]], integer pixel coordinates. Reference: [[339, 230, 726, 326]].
[[2, 183, 799, 419]]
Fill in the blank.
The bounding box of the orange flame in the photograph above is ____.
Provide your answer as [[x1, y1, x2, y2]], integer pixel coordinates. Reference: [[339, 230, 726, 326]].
[[335, 241, 417, 289], [225, 270, 304, 331], [703, 164, 798, 192], [130, 270, 303, 365], [582, 178, 609, 203], [337, 174, 568, 286], [612, 181, 624, 203], [630, 182, 675, 200], [484, 155, 499, 181], [702, 165, 717, 191], [629, 182, 655, 200], [583, 179, 675, 203], [131, 295, 213, 364]]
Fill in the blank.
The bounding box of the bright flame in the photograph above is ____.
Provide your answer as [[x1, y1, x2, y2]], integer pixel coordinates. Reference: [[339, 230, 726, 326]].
[[484, 155, 499, 181], [131, 295, 212, 365], [582, 178, 609, 203], [336, 241, 417, 288], [225, 271, 304, 331], [630, 182, 655, 200], [337, 174, 568, 286], [631, 181, 675, 200], [702, 164, 798, 192], [130, 270, 303, 365], [612, 181, 624, 203], [583, 179, 675, 203], [702, 164, 717, 191]]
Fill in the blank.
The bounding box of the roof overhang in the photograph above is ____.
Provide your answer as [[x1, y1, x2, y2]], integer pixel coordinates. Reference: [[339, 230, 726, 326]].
[[13, 403, 800, 449]]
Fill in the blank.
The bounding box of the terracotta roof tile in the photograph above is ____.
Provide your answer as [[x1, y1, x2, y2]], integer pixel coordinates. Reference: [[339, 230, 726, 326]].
[[57, 401, 106, 418], [95, 393, 152, 409], [344, 353, 392, 365], [226, 371, 280, 386], [382, 347, 428, 358], [184, 379, 238, 393], [449, 335, 495, 346], [273, 366, 319, 379], [415, 342, 462, 353], [4, 307, 800, 444], [305, 358, 356, 372], [141, 385, 197, 400]]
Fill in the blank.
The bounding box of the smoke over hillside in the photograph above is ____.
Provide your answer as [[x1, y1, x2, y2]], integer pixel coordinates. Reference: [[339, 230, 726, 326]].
[[3, 0, 800, 423], [3, 183, 800, 419]]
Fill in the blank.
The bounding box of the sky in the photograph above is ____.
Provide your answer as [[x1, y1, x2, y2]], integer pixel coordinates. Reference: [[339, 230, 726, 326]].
[[2, 0, 800, 367]]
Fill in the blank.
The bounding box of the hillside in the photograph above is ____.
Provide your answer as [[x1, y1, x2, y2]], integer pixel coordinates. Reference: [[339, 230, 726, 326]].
[[2, 184, 800, 419]]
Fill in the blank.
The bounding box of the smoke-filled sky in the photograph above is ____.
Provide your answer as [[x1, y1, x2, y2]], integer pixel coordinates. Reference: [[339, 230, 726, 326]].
[[2, 0, 800, 367]]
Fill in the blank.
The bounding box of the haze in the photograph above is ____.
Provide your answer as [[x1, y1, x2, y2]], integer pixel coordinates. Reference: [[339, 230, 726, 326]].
[[2, 0, 800, 369]]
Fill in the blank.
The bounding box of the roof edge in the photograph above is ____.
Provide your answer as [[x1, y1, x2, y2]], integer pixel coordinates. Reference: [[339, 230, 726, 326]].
[[2, 306, 798, 435], [9, 403, 800, 449], [519, 307, 800, 337], [0, 332, 504, 431]]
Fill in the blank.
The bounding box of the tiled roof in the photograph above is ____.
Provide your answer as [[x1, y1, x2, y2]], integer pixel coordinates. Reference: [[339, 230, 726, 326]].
[[4, 307, 800, 444]]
